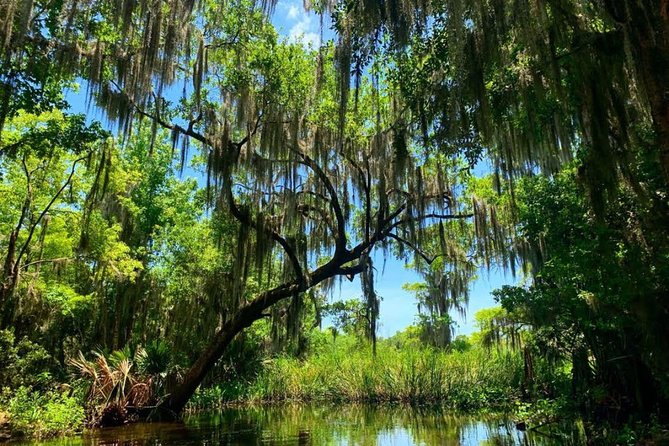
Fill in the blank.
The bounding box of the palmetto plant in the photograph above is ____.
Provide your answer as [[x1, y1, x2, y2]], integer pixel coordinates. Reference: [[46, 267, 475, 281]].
[[135, 340, 171, 376], [68, 349, 153, 426], [136, 340, 182, 398]]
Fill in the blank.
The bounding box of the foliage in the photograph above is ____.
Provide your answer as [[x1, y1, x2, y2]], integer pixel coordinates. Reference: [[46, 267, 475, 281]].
[[0, 329, 53, 389], [2, 0, 526, 412], [321, 299, 368, 339], [450, 335, 471, 353], [68, 348, 157, 426], [1, 386, 84, 438], [403, 280, 461, 348], [0, 0, 667, 434], [187, 335, 561, 411], [472, 306, 524, 351], [492, 162, 669, 418], [368, 0, 669, 214]]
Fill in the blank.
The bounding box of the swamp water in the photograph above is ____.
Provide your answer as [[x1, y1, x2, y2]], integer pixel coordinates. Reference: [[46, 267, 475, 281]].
[[15, 404, 584, 445]]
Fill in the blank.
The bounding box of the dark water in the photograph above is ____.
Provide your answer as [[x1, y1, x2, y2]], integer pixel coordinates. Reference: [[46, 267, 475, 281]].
[[16, 404, 585, 445]]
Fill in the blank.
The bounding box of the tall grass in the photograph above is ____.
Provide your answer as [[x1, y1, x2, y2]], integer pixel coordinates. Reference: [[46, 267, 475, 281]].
[[188, 339, 533, 411]]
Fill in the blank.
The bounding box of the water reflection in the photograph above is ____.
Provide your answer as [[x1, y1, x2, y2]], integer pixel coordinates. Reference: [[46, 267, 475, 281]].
[[14, 404, 585, 446]]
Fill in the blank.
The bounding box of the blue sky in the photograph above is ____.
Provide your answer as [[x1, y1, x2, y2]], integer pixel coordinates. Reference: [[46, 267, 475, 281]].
[[326, 240, 517, 338], [65, 1, 519, 338]]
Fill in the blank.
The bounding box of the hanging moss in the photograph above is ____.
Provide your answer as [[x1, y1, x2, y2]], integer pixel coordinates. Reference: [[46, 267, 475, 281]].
[[342, 0, 669, 221], [360, 252, 379, 353], [0, 0, 588, 364]]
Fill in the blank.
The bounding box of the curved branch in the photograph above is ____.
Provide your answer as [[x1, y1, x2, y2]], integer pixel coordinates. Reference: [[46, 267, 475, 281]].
[[387, 233, 439, 265], [389, 212, 473, 233], [20, 257, 72, 271], [383, 191, 453, 230], [15, 154, 88, 268], [349, 211, 473, 261], [118, 81, 262, 166], [117, 83, 212, 146], [334, 262, 365, 279], [290, 146, 347, 254], [227, 189, 305, 286], [297, 190, 331, 204]]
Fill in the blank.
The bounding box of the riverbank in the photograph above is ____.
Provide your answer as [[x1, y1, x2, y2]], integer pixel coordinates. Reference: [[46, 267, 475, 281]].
[[182, 339, 667, 445], [0, 339, 545, 440], [2, 337, 667, 444], [0, 387, 84, 440]]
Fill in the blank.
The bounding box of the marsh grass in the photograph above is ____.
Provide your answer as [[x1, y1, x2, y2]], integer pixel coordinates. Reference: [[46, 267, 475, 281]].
[[188, 340, 533, 411]]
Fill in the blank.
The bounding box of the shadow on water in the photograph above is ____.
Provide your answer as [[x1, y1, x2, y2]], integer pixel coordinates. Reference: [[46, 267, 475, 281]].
[[14, 404, 586, 445]]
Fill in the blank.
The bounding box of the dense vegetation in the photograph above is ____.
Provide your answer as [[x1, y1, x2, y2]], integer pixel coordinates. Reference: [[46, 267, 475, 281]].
[[0, 0, 668, 443]]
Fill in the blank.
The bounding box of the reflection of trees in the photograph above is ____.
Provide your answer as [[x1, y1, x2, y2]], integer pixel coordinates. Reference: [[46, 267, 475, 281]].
[[179, 405, 584, 446], [75, 405, 584, 445]]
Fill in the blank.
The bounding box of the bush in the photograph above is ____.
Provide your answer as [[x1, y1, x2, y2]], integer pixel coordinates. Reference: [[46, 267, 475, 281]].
[[68, 349, 155, 426], [2, 386, 84, 438], [450, 335, 471, 353], [0, 329, 54, 389]]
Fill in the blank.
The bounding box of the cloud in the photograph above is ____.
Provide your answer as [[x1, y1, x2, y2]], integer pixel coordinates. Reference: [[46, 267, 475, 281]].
[[276, 0, 321, 48], [287, 4, 300, 19], [288, 15, 320, 48]]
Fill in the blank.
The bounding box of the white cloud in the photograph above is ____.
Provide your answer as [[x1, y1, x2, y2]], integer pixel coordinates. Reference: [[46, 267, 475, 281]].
[[288, 15, 321, 48], [287, 4, 300, 19], [275, 0, 321, 48]]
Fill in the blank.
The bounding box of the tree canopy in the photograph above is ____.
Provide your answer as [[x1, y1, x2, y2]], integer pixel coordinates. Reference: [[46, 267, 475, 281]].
[[0, 0, 668, 422]]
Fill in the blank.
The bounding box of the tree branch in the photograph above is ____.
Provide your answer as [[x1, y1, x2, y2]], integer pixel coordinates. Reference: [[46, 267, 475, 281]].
[[387, 233, 440, 265], [121, 88, 211, 146], [334, 263, 365, 279], [20, 257, 72, 271], [227, 189, 306, 286], [15, 154, 88, 269], [389, 212, 473, 232], [289, 146, 348, 255]]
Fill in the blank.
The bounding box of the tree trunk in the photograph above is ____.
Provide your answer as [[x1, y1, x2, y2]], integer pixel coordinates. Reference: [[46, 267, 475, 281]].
[[161, 249, 359, 415], [162, 281, 301, 414], [0, 282, 16, 328], [522, 346, 534, 400], [637, 26, 669, 187], [0, 230, 19, 328]]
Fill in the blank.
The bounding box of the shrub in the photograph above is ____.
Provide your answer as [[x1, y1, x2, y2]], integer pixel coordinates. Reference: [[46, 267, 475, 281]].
[[0, 329, 54, 389], [2, 386, 84, 438], [68, 350, 154, 426]]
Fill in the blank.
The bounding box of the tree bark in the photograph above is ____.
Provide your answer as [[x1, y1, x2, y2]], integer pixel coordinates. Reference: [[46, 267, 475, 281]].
[[0, 230, 18, 322], [0, 191, 29, 328], [162, 281, 302, 414], [636, 18, 669, 186]]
